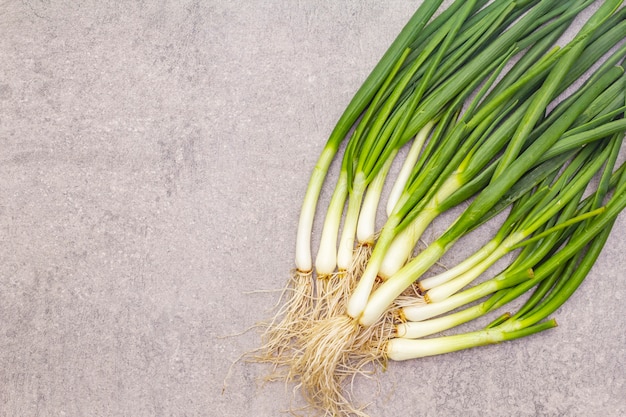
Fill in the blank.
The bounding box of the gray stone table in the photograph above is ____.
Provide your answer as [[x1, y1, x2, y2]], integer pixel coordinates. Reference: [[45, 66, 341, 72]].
[[1, 1, 624, 416]]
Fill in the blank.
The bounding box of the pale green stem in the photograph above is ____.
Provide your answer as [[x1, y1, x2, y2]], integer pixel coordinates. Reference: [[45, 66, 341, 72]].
[[423, 231, 525, 302], [347, 218, 401, 318], [296, 147, 336, 271], [387, 319, 556, 360], [417, 238, 501, 290], [357, 154, 395, 245], [360, 241, 446, 326], [315, 170, 349, 275], [386, 121, 435, 216], [378, 207, 439, 279], [378, 173, 464, 278], [402, 268, 533, 321], [337, 172, 368, 270], [396, 302, 487, 339]]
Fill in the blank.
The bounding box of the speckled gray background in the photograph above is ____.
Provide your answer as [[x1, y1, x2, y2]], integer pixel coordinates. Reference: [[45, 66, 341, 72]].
[[1, 1, 624, 416]]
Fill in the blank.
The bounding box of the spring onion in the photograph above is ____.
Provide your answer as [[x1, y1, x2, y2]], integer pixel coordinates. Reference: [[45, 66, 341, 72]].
[[257, 2, 626, 416]]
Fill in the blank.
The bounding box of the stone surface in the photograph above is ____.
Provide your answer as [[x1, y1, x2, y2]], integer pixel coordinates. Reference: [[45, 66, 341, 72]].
[[0, 1, 624, 416]]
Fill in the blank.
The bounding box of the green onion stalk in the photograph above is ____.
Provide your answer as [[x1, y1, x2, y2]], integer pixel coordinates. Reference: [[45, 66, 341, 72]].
[[334, 0, 477, 275], [399, 135, 625, 324], [378, 3, 626, 282], [397, 140, 615, 326], [260, 1, 626, 415], [388, 135, 626, 359], [420, 144, 610, 303], [347, 0, 589, 299], [310, 0, 524, 323], [319, 0, 565, 279], [311, 50, 412, 322], [359, 1, 623, 328], [353, 0, 591, 285], [257, 0, 444, 368], [291, 3, 624, 414], [412, 79, 626, 304]]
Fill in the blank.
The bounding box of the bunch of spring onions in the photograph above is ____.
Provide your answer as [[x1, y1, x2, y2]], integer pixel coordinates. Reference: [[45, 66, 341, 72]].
[[257, 1, 626, 415]]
